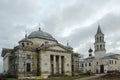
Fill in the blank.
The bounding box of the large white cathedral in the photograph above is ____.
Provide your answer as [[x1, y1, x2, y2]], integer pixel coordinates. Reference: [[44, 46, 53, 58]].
[[1, 27, 79, 78], [80, 25, 120, 74]]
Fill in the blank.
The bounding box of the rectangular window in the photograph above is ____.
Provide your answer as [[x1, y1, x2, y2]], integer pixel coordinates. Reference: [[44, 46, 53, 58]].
[[115, 61, 117, 64], [27, 55, 31, 59], [112, 60, 113, 64], [85, 63, 87, 67], [96, 62, 98, 65], [109, 60, 111, 64], [89, 63, 91, 66], [26, 63, 31, 72], [82, 64, 84, 67]]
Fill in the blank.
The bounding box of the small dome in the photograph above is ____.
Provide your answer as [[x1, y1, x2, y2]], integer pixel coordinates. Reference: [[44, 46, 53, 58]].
[[88, 48, 93, 53], [28, 29, 56, 41], [19, 38, 33, 43]]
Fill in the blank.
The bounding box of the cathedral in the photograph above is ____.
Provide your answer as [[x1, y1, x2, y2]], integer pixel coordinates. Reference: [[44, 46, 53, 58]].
[[1, 27, 79, 78], [80, 25, 120, 74]]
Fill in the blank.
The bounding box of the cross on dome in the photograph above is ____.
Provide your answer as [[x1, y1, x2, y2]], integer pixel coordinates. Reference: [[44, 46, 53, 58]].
[[38, 24, 41, 31]]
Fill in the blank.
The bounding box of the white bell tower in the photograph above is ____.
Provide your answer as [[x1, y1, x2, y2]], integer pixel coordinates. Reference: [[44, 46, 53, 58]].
[[94, 25, 106, 59]]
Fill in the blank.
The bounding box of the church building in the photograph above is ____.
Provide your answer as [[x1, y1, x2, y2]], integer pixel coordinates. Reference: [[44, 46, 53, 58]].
[[1, 27, 79, 78], [80, 25, 120, 74]]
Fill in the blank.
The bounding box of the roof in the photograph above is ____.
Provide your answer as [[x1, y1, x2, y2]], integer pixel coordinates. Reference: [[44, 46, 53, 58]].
[[96, 25, 103, 35], [105, 53, 120, 56], [1, 48, 12, 57], [102, 56, 119, 60], [28, 29, 56, 41], [38, 43, 74, 53], [19, 38, 33, 43], [84, 56, 95, 60], [102, 53, 120, 60]]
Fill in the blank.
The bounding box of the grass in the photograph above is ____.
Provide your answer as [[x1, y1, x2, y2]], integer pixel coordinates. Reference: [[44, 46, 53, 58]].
[[7, 78, 18, 80], [7, 74, 94, 80], [42, 74, 94, 80]]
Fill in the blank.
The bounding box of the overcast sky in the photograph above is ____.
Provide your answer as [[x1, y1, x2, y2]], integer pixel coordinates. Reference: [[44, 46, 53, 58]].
[[0, 0, 120, 72]]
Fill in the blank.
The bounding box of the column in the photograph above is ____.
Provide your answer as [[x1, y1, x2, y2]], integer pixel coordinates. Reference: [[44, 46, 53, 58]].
[[59, 56, 61, 74], [53, 55, 56, 74]]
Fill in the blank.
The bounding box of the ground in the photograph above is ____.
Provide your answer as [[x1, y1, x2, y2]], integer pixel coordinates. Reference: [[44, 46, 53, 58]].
[[3, 72, 120, 80], [87, 72, 120, 80], [5, 74, 93, 80]]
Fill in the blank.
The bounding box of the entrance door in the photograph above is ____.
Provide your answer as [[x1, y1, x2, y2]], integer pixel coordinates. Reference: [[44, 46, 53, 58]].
[[100, 65, 104, 73]]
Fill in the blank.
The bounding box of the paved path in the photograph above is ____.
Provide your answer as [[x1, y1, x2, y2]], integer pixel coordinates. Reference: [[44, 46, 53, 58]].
[[75, 74, 105, 80]]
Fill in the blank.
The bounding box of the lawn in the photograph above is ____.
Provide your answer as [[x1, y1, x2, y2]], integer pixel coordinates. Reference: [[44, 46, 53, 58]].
[[7, 74, 93, 80], [42, 74, 92, 80]]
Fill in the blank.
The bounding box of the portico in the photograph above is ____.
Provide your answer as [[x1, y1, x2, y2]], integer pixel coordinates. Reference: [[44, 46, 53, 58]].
[[50, 55, 64, 75]]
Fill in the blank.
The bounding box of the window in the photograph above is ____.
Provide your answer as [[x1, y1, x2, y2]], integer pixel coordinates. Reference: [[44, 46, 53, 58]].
[[67, 64, 69, 66], [27, 55, 31, 59], [26, 63, 31, 72], [82, 64, 84, 67], [45, 41, 48, 44], [85, 63, 87, 67], [96, 62, 98, 65], [100, 45, 102, 49], [112, 60, 113, 64], [109, 60, 111, 64], [22, 43, 24, 47], [89, 63, 91, 66], [27, 43, 29, 45], [115, 61, 117, 64], [97, 37, 99, 42], [100, 37, 102, 42]]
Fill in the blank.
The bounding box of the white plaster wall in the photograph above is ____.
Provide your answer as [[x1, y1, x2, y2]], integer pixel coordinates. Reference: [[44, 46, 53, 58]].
[[40, 50, 72, 76], [3, 52, 10, 72], [17, 50, 35, 72], [4, 56, 9, 72], [94, 51, 106, 59], [40, 53, 51, 76]]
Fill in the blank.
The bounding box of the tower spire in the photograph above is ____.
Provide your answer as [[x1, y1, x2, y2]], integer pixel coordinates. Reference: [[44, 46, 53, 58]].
[[97, 24, 102, 34]]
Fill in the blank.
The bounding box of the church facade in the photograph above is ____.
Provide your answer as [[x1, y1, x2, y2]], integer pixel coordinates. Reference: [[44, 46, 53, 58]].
[[1, 27, 79, 78], [80, 26, 120, 74]]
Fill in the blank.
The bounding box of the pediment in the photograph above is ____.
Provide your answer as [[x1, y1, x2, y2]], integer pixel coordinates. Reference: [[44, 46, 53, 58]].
[[48, 45, 67, 51]]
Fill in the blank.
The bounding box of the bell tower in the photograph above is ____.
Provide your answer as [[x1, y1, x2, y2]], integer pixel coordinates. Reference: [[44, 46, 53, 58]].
[[94, 25, 106, 58]]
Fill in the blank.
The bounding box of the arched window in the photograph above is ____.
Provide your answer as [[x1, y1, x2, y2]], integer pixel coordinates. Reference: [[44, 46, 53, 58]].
[[100, 37, 102, 42], [89, 63, 91, 66], [97, 37, 99, 42], [100, 45, 102, 49], [26, 63, 31, 72], [85, 63, 87, 67]]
